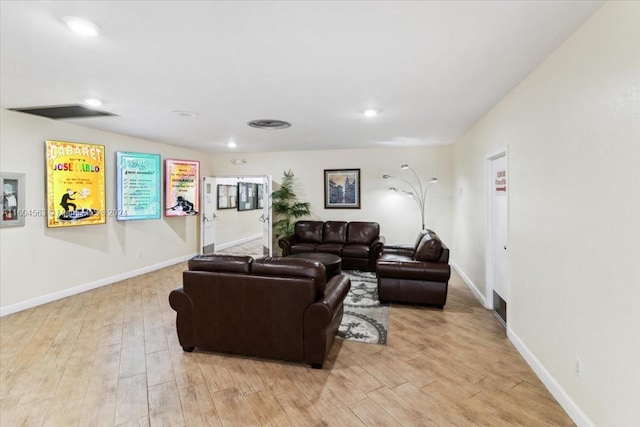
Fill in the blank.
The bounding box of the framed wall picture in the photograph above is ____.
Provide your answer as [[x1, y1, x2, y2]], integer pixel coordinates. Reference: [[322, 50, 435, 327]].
[[165, 159, 199, 216], [237, 182, 257, 211], [1, 172, 25, 228], [324, 168, 361, 209], [46, 140, 106, 227], [116, 152, 161, 220], [217, 184, 237, 209]]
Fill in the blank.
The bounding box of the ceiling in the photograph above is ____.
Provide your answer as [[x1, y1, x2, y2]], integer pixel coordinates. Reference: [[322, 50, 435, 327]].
[[0, 1, 604, 154]]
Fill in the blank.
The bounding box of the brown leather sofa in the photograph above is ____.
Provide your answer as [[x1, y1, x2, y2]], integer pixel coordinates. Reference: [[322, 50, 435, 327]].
[[169, 254, 351, 368], [376, 229, 451, 308], [278, 221, 383, 271]]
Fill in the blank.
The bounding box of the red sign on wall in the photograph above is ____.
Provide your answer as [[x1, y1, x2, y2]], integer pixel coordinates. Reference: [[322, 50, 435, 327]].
[[495, 170, 507, 195]]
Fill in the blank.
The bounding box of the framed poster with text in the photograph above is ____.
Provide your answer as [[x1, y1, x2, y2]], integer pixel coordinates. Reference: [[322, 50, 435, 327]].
[[46, 140, 106, 227], [165, 159, 199, 216], [116, 152, 161, 220]]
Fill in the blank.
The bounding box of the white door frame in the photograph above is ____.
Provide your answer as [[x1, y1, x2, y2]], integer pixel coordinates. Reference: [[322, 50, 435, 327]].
[[201, 176, 219, 254], [484, 148, 508, 310], [199, 174, 272, 256], [260, 175, 273, 256]]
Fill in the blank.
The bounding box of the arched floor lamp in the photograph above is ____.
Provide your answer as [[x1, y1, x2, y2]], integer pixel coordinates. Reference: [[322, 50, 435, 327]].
[[383, 164, 437, 230]]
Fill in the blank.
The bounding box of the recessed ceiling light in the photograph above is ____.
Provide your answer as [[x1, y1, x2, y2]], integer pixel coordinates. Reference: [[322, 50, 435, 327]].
[[62, 16, 101, 37], [227, 141, 237, 148], [172, 110, 199, 117], [363, 109, 379, 118], [83, 98, 103, 108]]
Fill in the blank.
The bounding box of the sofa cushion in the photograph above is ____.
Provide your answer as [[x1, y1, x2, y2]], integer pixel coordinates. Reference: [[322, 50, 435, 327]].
[[347, 222, 379, 245], [415, 233, 443, 262], [342, 244, 370, 258], [323, 221, 347, 243], [252, 257, 326, 293], [295, 221, 324, 243], [188, 254, 253, 273], [316, 243, 343, 256], [378, 253, 413, 263], [290, 243, 317, 254]]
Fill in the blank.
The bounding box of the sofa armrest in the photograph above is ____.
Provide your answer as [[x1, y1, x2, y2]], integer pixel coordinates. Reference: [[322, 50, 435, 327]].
[[303, 274, 350, 368], [168, 287, 195, 350], [278, 235, 294, 256], [323, 274, 351, 311], [305, 275, 351, 327], [376, 260, 451, 282], [371, 238, 385, 258]]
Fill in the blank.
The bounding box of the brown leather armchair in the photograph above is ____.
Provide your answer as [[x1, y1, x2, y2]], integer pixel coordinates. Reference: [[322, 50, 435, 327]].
[[169, 254, 351, 368], [376, 230, 451, 308]]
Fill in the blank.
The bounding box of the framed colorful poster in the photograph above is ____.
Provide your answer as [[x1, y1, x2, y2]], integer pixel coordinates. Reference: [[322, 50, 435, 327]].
[[324, 168, 361, 209], [1, 172, 25, 228], [46, 140, 106, 227], [116, 152, 161, 220], [165, 159, 199, 216]]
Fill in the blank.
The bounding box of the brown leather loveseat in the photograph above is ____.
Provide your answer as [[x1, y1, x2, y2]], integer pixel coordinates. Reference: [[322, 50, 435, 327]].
[[376, 229, 451, 308], [278, 221, 383, 271], [169, 254, 351, 368]]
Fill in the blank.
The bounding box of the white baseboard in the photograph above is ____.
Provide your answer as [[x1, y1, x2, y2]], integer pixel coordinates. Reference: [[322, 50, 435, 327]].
[[507, 328, 594, 427], [450, 260, 487, 307], [452, 260, 593, 426], [215, 234, 262, 251], [0, 253, 197, 317]]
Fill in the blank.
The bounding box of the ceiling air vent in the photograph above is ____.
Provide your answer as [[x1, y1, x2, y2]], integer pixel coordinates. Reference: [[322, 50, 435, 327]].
[[247, 119, 291, 130], [9, 104, 116, 120]]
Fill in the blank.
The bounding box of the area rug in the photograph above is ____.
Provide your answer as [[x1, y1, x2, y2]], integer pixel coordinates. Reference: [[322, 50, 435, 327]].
[[337, 270, 390, 345]]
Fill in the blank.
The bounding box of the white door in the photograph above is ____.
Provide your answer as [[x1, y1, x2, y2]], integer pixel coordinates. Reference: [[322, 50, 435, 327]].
[[260, 175, 273, 256], [489, 153, 508, 322], [201, 176, 218, 254]]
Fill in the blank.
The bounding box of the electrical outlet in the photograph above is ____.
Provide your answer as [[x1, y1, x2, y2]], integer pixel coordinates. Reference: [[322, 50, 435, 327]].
[[575, 358, 582, 377]]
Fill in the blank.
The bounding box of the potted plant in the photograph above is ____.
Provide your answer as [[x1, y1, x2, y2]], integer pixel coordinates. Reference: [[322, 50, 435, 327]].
[[271, 169, 311, 239]]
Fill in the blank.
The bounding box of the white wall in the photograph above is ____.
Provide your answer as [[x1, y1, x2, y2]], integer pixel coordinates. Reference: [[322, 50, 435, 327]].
[[0, 109, 210, 313], [452, 3, 640, 426], [210, 145, 453, 247]]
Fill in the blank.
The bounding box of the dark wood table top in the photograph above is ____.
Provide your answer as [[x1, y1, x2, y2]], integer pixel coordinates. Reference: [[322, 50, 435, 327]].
[[287, 252, 340, 265]]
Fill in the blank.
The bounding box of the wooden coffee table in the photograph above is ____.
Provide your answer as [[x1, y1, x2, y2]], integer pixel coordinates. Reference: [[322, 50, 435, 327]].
[[286, 252, 342, 278]]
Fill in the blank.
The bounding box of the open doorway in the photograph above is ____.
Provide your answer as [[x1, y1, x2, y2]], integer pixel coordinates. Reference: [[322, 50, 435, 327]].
[[201, 175, 272, 257]]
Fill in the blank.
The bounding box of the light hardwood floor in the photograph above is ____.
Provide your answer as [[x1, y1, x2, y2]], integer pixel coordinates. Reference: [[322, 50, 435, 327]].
[[0, 261, 574, 426], [216, 238, 264, 257]]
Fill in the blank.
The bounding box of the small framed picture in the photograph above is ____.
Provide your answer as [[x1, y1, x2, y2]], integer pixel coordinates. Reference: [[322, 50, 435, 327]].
[[237, 182, 256, 211], [324, 168, 360, 209], [1, 172, 26, 227], [217, 184, 237, 209]]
